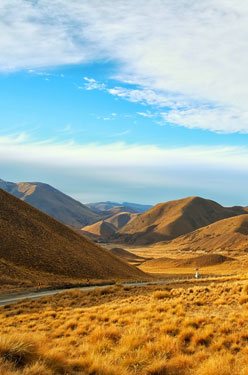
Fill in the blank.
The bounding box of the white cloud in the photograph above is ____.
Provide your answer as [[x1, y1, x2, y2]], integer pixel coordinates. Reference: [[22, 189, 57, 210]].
[[0, 132, 30, 144], [163, 107, 248, 133], [83, 77, 106, 91], [2, 1, 248, 132], [137, 111, 158, 119], [107, 86, 182, 108], [85, 79, 248, 133]]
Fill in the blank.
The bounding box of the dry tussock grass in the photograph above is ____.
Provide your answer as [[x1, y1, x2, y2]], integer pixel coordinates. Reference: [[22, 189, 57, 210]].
[[1, 277, 248, 374]]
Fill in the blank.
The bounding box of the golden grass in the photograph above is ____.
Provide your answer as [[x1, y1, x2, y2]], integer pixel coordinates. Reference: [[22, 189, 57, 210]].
[[1, 277, 248, 374], [119, 243, 248, 278]]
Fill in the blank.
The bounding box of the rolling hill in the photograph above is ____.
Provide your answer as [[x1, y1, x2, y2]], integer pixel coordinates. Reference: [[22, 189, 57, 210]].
[[142, 254, 233, 270], [0, 179, 100, 228], [118, 196, 247, 245], [81, 212, 138, 241], [81, 220, 117, 241], [105, 212, 138, 229], [109, 247, 151, 266], [0, 189, 147, 291], [150, 213, 248, 255]]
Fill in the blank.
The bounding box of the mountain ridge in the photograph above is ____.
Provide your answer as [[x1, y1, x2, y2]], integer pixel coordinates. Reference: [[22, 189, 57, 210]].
[[86, 201, 152, 214], [0, 179, 100, 228]]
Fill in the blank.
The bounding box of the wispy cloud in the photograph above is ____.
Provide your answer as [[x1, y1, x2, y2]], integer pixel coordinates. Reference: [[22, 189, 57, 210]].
[[84, 78, 248, 133], [84, 77, 106, 91], [0, 132, 248, 173], [2, 1, 248, 133], [0, 132, 30, 144], [110, 130, 131, 137], [107, 86, 182, 108], [137, 111, 158, 119], [96, 113, 117, 121], [1, 132, 248, 204]]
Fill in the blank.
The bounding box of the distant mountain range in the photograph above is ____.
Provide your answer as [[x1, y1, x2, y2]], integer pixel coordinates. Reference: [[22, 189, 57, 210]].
[[86, 201, 152, 214]]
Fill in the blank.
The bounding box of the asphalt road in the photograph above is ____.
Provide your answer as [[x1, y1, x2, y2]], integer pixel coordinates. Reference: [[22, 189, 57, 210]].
[[0, 280, 167, 307], [0, 274, 231, 307]]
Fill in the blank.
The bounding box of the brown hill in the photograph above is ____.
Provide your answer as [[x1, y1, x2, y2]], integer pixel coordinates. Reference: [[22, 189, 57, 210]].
[[81, 221, 117, 241], [82, 212, 138, 241], [150, 214, 248, 255], [142, 254, 233, 272], [0, 179, 100, 228], [109, 247, 151, 265], [118, 196, 247, 245], [105, 212, 138, 229], [0, 189, 147, 291]]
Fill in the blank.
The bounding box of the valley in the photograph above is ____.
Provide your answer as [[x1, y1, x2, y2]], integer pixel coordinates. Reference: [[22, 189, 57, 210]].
[[1, 185, 248, 375]]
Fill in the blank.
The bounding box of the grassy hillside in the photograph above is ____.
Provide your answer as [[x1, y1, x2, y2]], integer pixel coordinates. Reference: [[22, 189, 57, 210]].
[[109, 247, 151, 266], [150, 214, 248, 256], [141, 254, 234, 273], [0, 189, 147, 292]]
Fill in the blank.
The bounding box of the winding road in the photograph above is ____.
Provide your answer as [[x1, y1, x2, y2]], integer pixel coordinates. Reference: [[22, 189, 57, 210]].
[[0, 280, 166, 307], [0, 274, 232, 307]]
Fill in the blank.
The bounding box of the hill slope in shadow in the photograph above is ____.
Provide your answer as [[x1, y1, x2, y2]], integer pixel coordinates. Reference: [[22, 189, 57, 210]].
[[0, 189, 147, 291]]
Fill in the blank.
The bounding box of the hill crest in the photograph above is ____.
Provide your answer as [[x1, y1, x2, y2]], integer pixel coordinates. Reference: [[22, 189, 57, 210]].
[[118, 196, 247, 245]]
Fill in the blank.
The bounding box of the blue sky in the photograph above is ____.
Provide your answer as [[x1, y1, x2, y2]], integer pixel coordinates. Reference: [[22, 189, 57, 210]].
[[1, 1, 248, 205]]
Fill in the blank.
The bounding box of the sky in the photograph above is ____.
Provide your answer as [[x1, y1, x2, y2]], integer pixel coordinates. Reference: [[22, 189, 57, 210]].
[[1, 0, 248, 205]]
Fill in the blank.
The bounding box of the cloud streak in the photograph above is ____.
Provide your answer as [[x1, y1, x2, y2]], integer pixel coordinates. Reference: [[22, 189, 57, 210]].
[[1, 133, 248, 205], [1, 133, 248, 169]]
